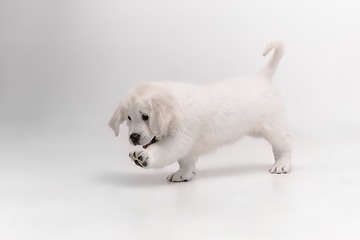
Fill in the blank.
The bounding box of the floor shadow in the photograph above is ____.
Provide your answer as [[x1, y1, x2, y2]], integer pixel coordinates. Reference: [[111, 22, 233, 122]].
[[199, 164, 269, 180], [93, 164, 270, 188], [94, 171, 168, 188]]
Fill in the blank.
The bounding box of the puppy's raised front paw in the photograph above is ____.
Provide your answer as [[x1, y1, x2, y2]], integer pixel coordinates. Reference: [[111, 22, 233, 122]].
[[129, 150, 149, 168], [167, 169, 196, 183], [269, 160, 291, 174]]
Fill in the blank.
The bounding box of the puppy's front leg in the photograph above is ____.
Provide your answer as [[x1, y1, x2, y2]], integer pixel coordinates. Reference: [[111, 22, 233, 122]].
[[129, 134, 195, 169], [167, 157, 197, 182]]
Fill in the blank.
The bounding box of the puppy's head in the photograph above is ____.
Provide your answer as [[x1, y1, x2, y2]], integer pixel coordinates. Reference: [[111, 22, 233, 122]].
[[109, 83, 178, 148]]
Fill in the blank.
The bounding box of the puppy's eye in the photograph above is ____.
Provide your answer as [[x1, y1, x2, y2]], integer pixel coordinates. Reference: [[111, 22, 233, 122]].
[[128, 116, 131, 121], [142, 114, 149, 121]]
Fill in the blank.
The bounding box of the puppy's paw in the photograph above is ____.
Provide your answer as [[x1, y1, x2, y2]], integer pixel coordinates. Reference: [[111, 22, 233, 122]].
[[129, 150, 149, 168], [167, 169, 196, 183], [269, 160, 291, 174]]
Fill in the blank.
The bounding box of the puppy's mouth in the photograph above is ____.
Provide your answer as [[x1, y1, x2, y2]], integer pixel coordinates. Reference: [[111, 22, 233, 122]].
[[142, 137, 158, 149]]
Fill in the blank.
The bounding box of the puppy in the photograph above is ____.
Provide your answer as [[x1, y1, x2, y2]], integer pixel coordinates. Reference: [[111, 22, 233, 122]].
[[109, 42, 292, 182]]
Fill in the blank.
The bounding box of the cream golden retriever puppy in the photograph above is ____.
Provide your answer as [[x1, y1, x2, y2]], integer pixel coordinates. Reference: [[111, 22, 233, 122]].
[[109, 42, 292, 182]]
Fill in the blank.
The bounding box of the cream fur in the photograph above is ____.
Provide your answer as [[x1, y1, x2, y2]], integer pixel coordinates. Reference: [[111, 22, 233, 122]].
[[109, 41, 292, 182]]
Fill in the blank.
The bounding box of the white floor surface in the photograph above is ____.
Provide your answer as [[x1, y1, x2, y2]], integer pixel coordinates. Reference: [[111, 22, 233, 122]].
[[1, 126, 360, 240]]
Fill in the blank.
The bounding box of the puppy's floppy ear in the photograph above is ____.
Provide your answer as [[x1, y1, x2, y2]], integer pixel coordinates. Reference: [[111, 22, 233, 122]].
[[149, 93, 178, 138], [108, 102, 126, 137]]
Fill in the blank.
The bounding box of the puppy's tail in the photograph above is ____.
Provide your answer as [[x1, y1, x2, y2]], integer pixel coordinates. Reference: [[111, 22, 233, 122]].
[[258, 41, 285, 79]]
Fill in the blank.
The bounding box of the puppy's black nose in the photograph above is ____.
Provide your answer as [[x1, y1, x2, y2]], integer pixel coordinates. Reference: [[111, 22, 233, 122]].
[[130, 133, 140, 144]]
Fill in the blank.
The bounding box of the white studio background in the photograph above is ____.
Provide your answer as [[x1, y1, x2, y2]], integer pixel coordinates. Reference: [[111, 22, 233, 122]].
[[1, 0, 359, 134], [1, 1, 360, 240]]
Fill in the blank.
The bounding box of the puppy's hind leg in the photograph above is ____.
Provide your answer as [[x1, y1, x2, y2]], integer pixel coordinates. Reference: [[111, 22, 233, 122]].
[[262, 123, 292, 174], [167, 157, 197, 182]]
